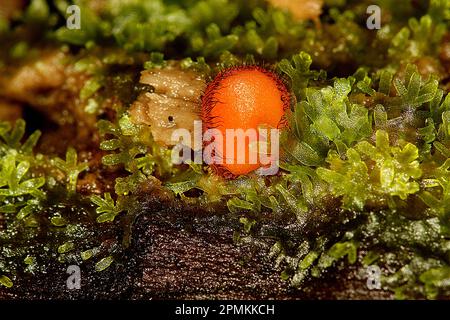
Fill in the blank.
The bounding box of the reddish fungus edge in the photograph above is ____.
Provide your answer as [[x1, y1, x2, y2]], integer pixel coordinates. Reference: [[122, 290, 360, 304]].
[[200, 65, 294, 179]]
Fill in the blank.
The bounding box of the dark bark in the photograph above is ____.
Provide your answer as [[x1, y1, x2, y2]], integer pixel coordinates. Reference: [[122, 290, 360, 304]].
[[0, 198, 393, 300]]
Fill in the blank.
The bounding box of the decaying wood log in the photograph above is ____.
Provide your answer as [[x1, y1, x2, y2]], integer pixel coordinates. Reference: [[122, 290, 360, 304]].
[[0, 196, 393, 300]]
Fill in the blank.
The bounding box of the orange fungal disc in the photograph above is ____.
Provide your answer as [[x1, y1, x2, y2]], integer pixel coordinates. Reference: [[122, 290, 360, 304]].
[[201, 65, 290, 177]]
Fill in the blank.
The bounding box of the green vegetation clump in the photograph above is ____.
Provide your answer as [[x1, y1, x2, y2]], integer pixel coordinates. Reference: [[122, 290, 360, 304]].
[[0, 120, 127, 288]]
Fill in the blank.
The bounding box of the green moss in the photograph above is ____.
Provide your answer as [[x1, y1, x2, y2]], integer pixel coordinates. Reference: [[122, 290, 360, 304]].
[[58, 241, 75, 254], [277, 52, 326, 100], [24, 0, 50, 23], [0, 275, 13, 288], [0, 121, 45, 220], [95, 256, 114, 272], [91, 193, 124, 223], [0, 119, 127, 287], [317, 149, 370, 210], [420, 266, 450, 299], [53, 148, 88, 194]]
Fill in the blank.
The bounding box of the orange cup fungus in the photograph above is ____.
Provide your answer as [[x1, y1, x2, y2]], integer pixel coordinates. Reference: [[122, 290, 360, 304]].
[[201, 66, 290, 177]]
